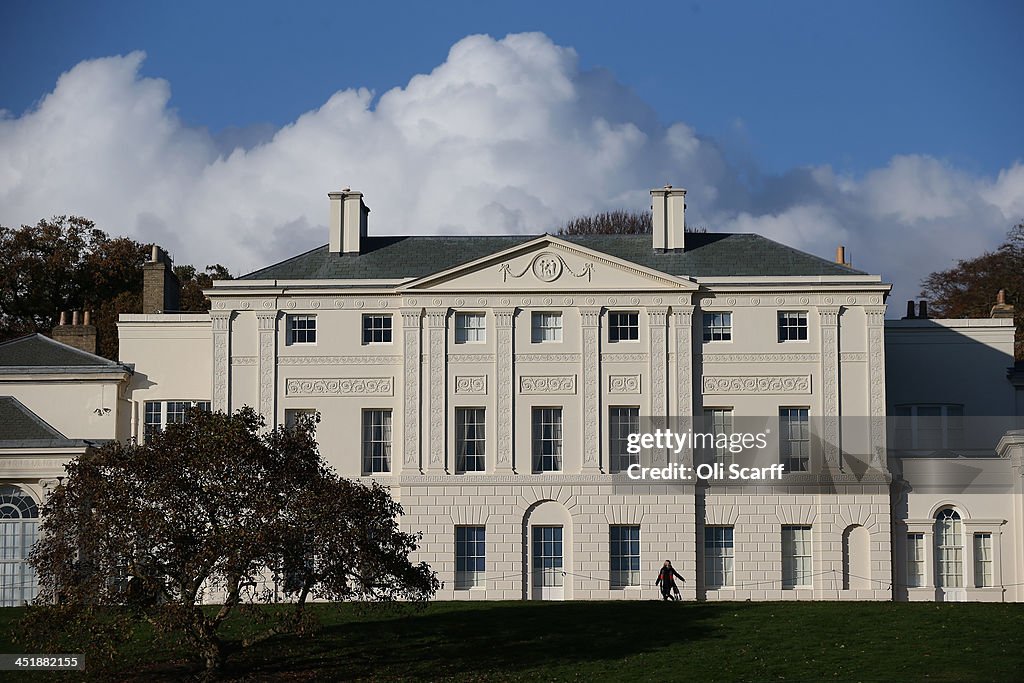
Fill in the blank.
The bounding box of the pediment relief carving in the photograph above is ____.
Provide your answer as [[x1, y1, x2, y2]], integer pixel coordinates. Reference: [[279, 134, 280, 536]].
[[399, 237, 697, 293]]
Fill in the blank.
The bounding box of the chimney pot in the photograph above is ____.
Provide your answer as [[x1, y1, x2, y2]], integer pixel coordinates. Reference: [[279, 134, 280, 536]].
[[905, 300, 916, 319], [835, 245, 846, 265], [59, 311, 67, 326], [71, 310, 80, 326], [918, 300, 928, 319], [83, 310, 91, 326]]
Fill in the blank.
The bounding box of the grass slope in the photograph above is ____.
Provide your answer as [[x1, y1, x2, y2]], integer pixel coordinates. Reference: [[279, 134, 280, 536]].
[[2, 600, 1022, 681]]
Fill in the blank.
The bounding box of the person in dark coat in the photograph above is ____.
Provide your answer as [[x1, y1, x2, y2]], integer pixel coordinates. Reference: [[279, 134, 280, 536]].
[[655, 560, 684, 600]]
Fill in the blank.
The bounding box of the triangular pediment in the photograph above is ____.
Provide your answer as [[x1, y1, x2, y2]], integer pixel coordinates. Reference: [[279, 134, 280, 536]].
[[399, 236, 698, 293]]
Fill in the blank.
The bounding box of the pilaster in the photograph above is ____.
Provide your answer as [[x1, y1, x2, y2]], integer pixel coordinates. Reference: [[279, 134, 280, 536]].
[[211, 311, 233, 413], [580, 307, 601, 473], [818, 306, 841, 470], [426, 308, 448, 473], [865, 306, 887, 469], [673, 305, 695, 466], [494, 308, 515, 473], [648, 306, 669, 465], [401, 308, 423, 472], [256, 311, 278, 426]]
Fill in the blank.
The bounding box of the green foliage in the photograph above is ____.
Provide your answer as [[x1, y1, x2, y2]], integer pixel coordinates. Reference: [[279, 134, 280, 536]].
[[21, 408, 437, 677], [920, 222, 1024, 359], [0, 216, 234, 359], [557, 209, 708, 235]]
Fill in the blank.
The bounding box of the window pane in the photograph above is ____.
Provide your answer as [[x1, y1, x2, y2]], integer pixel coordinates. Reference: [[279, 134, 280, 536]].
[[455, 526, 486, 588], [704, 526, 734, 588], [778, 311, 808, 342], [609, 312, 639, 343], [362, 410, 392, 473], [782, 526, 811, 588], [610, 525, 641, 587], [456, 408, 486, 473], [362, 315, 393, 344], [780, 408, 810, 472], [288, 315, 317, 344], [532, 408, 563, 472], [702, 312, 733, 342]]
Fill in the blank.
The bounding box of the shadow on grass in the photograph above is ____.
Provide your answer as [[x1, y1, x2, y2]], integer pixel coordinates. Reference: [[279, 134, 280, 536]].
[[222, 600, 723, 680]]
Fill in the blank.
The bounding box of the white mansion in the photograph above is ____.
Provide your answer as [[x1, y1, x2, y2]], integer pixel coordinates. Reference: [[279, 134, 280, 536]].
[[1, 186, 1022, 605]]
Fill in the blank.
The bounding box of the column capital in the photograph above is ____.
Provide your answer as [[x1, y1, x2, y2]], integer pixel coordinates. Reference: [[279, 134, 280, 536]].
[[864, 306, 887, 326], [672, 305, 695, 323], [494, 307, 515, 329], [818, 306, 841, 326], [580, 306, 601, 328], [400, 307, 423, 327], [425, 308, 447, 328], [646, 306, 670, 325]]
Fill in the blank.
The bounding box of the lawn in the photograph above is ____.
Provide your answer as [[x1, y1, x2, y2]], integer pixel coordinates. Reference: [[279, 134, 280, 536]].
[[1, 600, 1022, 681]]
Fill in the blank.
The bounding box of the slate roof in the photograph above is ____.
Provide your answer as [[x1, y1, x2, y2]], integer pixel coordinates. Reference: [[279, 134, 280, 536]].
[[240, 233, 867, 281], [0, 334, 129, 373], [0, 396, 90, 448]]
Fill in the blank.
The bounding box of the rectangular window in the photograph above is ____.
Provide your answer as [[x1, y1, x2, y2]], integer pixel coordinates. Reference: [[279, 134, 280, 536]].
[[143, 400, 211, 440], [362, 409, 392, 474], [532, 526, 563, 587], [702, 312, 733, 342], [531, 312, 562, 343], [362, 314, 393, 344], [610, 525, 641, 587], [608, 311, 639, 342], [455, 408, 486, 473], [704, 526, 734, 588], [974, 533, 993, 588], [455, 526, 486, 589], [454, 313, 486, 344], [778, 311, 808, 342], [703, 408, 734, 465], [532, 407, 563, 472], [608, 407, 640, 473], [287, 314, 317, 345], [906, 533, 925, 588], [284, 408, 316, 430], [780, 407, 810, 472], [893, 404, 965, 450], [782, 526, 812, 588]]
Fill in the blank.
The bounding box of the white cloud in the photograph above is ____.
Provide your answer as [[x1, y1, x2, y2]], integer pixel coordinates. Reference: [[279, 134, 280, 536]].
[[1, 32, 1022, 310]]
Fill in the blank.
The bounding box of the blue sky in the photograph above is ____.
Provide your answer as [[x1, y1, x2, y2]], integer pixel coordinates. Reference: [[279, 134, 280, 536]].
[[0, 1, 1022, 307], [3, 0, 1021, 174]]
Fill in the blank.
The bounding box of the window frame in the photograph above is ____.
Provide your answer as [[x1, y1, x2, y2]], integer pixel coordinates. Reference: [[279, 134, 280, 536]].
[[286, 314, 317, 345], [532, 525, 564, 587], [782, 525, 812, 589], [607, 311, 639, 343], [608, 406, 640, 473], [455, 407, 486, 473], [454, 312, 487, 344], [777, 311, 809, 343], [531, 312, 563, 343], [893, 404, 965, 450], [361, 314, 394, 345], [609, 525, 641, 588], [531, 407, 563, 473], [143, 400, 211, 440], [973, 532, 993, 588], [703, 408, 735, 466], [935, 508, 963, 589], [361, 408, 393, 474], [704, 526, 735, 589], [906, 533, 926, 588], [779, 407, 811, 472], [455, 526, 486, 589], [284, 408, 317, 431], [702, 311, 733, 343]]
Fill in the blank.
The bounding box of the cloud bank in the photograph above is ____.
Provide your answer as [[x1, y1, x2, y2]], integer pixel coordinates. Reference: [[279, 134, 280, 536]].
[[1, 32, 1022, 308]]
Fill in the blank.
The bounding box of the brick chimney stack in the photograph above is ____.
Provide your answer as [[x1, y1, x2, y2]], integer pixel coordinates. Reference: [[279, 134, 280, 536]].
[[991, 289, 1015, 319], [51, 309, 97, 355], [143, 245, 180, 313]]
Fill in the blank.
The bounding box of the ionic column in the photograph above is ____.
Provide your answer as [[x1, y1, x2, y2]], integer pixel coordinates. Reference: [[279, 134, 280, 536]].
[[425, 309, 448, 473], [818, 306, 841, 470], [257, 311, 278, 427], [401, 308, 423, 473], [865, 306, 887, 470], [580, 307, 601, 473], [494, 308, 515, 473], [211, 311, 233, 413]]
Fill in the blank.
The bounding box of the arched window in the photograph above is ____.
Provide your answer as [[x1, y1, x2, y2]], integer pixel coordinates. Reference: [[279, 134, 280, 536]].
[[935, 508, 963, 589], [0, 486, 40, 607]]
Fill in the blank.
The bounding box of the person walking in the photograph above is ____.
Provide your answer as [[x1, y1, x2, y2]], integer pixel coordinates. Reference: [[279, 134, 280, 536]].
[[655, 560, 684, 601]]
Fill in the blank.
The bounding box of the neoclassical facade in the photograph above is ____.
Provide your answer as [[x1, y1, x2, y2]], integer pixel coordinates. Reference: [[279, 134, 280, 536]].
[[2, 187, 1022, 604]]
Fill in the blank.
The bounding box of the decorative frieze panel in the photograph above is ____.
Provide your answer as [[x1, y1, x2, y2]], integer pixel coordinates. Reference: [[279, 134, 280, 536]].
[[231, 355, 257, 366], [603, 352, 649, 363], [839, 352, 868, 362], [520, 375, 577, 394], [454, 375, 487, 394], [448, 353, 496, 364], [285, 377, 394, 396], [702, 375, 811, 395], [499, 251, 594, 283], [515, 353, 582, 363], [608, 374, 641, 394], [700, 352, 821, 364], [278, 355, 401, 366]]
